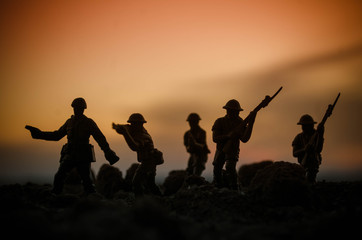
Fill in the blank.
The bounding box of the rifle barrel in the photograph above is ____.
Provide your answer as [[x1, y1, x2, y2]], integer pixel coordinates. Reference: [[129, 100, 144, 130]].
[[270, 86, 283, 100], [332, 92, 341, 108]]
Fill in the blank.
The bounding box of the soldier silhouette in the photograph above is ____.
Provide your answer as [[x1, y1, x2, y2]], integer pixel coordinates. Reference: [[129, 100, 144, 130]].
[[292, 114, 324, 183], [25, 97, 119, 195], [212, 99, 257, 190], [112, 113, 163, 197], [184, 113, 210, 176]]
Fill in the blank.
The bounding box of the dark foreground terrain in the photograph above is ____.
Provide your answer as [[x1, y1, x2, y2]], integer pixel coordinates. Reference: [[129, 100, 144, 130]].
[[1, 162, 361, 240]]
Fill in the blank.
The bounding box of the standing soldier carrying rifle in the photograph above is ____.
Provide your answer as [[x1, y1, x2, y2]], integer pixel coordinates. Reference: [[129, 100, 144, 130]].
[[292, 93, 340, 183], [212, 87, 282, 189]]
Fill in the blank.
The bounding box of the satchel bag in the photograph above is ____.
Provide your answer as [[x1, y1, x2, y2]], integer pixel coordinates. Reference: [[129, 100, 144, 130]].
[[150, 148, 164, 165]]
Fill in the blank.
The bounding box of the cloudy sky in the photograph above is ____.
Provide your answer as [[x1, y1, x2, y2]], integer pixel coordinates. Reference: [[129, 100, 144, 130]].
[[1, 0, 361, 183]]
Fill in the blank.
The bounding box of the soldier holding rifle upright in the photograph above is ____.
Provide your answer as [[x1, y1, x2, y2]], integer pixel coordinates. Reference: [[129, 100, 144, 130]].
[[212, 87, 283, 190], [293, 93, 340, 183]]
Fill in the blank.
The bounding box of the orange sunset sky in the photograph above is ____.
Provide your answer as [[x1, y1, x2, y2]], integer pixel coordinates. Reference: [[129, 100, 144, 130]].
[[1, 0, 361, 183]]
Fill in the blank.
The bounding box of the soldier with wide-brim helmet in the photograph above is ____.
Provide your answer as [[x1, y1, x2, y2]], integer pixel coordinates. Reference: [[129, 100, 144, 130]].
[[184, 113, 210, 176], [211, 99, 257, 190], [112, 113, 163, 197], [292, 114, 324, 183], [25, 97, 119, 195]]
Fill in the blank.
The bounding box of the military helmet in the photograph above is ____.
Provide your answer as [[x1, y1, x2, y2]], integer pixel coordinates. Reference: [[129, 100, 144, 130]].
[[223, 99, 243, 111], [187, 113, 201, 122], [297, 114, 317, 125], [127, 113, 147, 123], [71, 97, 87, 109]]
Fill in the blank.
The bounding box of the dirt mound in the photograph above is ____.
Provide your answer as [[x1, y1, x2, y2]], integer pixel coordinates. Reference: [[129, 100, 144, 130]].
[[162, 170, 187, 196], [238, 160, 273, 188], [247, 161, 311, 206]]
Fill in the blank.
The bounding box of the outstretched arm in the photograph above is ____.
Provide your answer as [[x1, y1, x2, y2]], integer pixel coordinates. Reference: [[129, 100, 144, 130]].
[[25, 123, 67, 141], [112, 123, 141, 151]]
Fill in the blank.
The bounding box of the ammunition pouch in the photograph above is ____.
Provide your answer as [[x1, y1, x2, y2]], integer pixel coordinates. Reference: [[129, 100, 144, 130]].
[[137, 148, 164, 165]]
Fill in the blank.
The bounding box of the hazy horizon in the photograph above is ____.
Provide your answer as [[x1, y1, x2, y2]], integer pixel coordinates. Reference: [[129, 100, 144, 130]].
[[1, 0, 361, 184]]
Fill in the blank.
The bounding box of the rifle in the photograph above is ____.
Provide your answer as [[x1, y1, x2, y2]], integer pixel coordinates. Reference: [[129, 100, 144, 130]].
[[301, 93, 340, 165], [222, 87, 283, 153]]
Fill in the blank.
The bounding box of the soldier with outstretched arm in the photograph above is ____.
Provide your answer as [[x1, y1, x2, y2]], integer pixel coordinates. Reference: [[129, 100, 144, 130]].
[[25, 97, 119, 195], [112, 113, 163, 197]]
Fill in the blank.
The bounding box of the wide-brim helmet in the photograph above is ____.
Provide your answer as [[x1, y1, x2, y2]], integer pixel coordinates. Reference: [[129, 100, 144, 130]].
[[187, 113, 201, 122], [223, 99, 243, 111], [127, 113, 147, 123], [297, 114, 317, 125], [71, 97, 87, 109]]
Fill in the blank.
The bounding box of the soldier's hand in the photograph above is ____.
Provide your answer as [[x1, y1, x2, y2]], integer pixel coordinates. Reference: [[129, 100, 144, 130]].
[[25, 125, 41, 139], [261, 95, 271, 107], [317, 124, 325, 135], [247, 111, 257, 124], [305, 144, 314, 153], [227, 130, 238, 139], [188, 134, 196, 145], [112, 123, 126, 135], [105, 149, 119, 165]]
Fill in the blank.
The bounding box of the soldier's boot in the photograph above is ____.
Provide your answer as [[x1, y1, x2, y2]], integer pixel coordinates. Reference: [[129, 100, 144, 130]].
[[150, 184, 162, 196], [51, 186, 63, 195], [52, 172, 66, 195], [306, 171, 317, 184], [83, 183, 96, 195], [193, 161, 205, 177], [79, 170, 96, 194], [212, 166, 223, 188], [132, 175, 145, 198], [224, 172, 237, 190], [193, 167, 203, 177], [225, 160, 238, 190]]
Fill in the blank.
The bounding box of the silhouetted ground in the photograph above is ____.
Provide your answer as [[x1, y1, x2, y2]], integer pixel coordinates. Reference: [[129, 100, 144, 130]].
[[1, 163, 361, 240]]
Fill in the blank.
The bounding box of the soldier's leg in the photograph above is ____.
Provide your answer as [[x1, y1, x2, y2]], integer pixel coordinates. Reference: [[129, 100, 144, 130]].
[[132, 163, 147, 197], [52, 160, 75, 194], [186, 156, 194, 176], [212, 150, 226, 187], [146, 168, 162, 196], [306, 165, 319, 183], [193, 154, 206, 176], [225, 157, 238, 190], [77, 162, 96, 194]]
